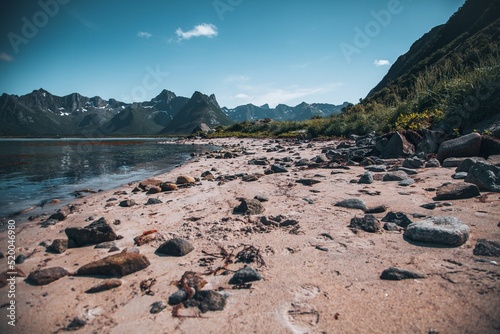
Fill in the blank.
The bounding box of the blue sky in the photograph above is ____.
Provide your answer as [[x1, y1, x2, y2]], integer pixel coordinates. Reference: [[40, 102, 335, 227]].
[[0, 0, 465, 108]]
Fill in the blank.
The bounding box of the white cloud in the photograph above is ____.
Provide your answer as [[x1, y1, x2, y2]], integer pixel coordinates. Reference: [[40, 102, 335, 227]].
[[374, 59, 391, 67], [176, 23, 218, 41], [0, 52, 14, 62], [137, 31, 152, 39], [234, 93, 250, 99]]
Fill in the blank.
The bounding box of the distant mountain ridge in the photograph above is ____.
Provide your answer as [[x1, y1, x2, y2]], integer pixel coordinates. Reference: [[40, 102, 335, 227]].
[[0, 88, 349, 136]]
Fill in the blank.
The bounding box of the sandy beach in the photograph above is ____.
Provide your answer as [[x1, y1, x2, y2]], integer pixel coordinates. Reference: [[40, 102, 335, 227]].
[[0, 137, 499, 334]]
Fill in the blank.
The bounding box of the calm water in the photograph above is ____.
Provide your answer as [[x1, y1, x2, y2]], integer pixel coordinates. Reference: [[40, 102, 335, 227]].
[[0, 138, 217, 221]]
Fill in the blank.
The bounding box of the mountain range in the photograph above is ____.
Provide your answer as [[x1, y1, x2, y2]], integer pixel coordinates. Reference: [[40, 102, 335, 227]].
[[0, 88, 348, 136]]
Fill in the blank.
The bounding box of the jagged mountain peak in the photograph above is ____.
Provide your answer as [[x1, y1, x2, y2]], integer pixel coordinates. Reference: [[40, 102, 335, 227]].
[[153, 89, 177, 103]]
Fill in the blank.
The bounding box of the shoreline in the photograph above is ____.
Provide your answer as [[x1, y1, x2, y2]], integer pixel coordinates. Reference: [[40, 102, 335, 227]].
[[0, 137, 499, 333]]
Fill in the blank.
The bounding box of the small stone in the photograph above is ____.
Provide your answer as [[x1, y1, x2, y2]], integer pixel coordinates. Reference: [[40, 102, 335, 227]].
[[254, 195, 269, 202], [270, 164, 288, 173], [146, 186, 162, 195], [27, 267, 70, 286], [160, 182, 178, 191], [383, 171, 410, 182], [15, 254, 26, 264], [349, 215, 382, 233], [334, 199, 366, 211], [358, 172, 374, 184], [66, 317, 86, 331], [296, 179, 321, 186], [76, 253, 150, 277], [94, 241, 117, 249], [145, 198, 163, 205], [404, 216, 470, 247], [421, 203, 437, 210], [119, 199, 136, 207], [65, 217, 117, 247], [398, 179, 415, 187], [402, 157, 425, 169], [365, 165, 387, 172], [85, 279, 122, 293], [48, 206, 71, 221], [384, 222, 402, 231], [48, 239, 68, 254], [150, 301, 167, 314], [176, 175, 196, 184], [156, 238, 194, 257], [473, 239, 500, 257], [184, 290, 227, 313], [397, 167, 419, 175], [382, 212, 413, 228], [452, 172, 468, 179], [380, 267, 426, 280], [229, 266, 262, 285], [365, 205, 387, 214], [168, 290, 188, 305], [425, 158, 441, 168], [233, 198, 265, 215]]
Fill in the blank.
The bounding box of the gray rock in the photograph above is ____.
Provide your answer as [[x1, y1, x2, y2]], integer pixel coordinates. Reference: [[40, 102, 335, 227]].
[[384, 222, 402, 231], [437, 132, 482, 162], [334, 198, 366, 211], [487, 155, 500, 166], [380, 267, 425, 280], [94, 241, 117, 249], [145, 198, 163, 205], [456, 157, 487, 173], [150, 301, 167, 314], [404, 216, 470, 247], [27, 267, 69, 286], [229, 266, 262, 285], [48, 206, 71, 221], [249, 158, 269, 166], [383, 171, 411, 182], [435, 183, 480, 200], [358, 172, 374, 184], [452, 172, 468, 180], [184, 290, 227, 313], [296, 179, 321, 186], [442, 157, 468, 167], [48, 239, 68, 254], [76, 253, 151, 277], [168, 290, 188, 305], [381, 132, 415, 159], [119, 199, 136, 207], [464, 162, 500, 192], [349, 215, 382, 233], [473, 239, 500, 257], [398, 179, 415, 187], [66, 317, 86, 331], [156, 238, 194, 257], [233, 198, 265, 215], [425, 158, 441, 168], [382, 212, 413, 228], [65, 217, 117, 247], [365, 165, 387, 172], [403, 157, 425, 169], [397, 167, 419, 175], [270, 164, 288, 173], [15, 254, 26, 264]]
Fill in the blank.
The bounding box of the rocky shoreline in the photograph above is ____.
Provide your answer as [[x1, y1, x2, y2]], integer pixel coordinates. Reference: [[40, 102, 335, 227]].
[[0, 135, 499, 333]]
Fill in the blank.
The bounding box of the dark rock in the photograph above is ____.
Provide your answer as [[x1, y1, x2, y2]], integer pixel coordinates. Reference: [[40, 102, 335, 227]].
[[85, 279, 122, 293], [249, 158, 269, 166], [156, 238, 194, 257], [473, 239, 500, 257], [398, 179, 415, 187], [168, 290, 188, 305], [146, 186, 162, 195], [365, 205, 387, 214], [358, 172, 374, 184], [452, 172, 468, 180], [380, 267, 425, 280], [295, 158, 312, 167], [184, 290, 227, 313], [27, 267, 69, 285], [254, 195, 269, 202], [65, 217, 117, 247], [404, 216, 470, 247], [66, 317, 86, 331], [15, 254, 26, 264], [76, 253, 151, 277], [150, 301, 167, 314], [176, 175, 196, 184], [435, 183, 480, 201], [270, 164, 288, 173], [334, 198, 366, 211], [49, 239, 68, 254], [403, 157, 425, 169], [381, 132, 415, 159], [296, 179, 321, 186], [160, 182, 178, 191], [145, 198, 163, 205], [48, 206, 71, 221], [425, 158, 441, 168], [397, 167, 419, 175], [242, 174, 260, 182], [442, 157, 468, 167], [382, 212, 413, 228], [383, 171, 411, 181], [365, 165, 387, 172], [229, 266, 262, 285], [233, 198, 265, 215], [464, 162, 500, 192], [119, 199, 136, 207], [437, 132, 482, 162], [481, 136, 500, 157], [456, 157, 487, 173], [349, 215, 382, 233], [417, 129, 447, 154], [421, 202, 437, 210]]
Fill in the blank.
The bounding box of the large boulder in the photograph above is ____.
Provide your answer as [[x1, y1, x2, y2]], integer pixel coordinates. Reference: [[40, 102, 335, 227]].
[[381, 132, 415, 159], [76, 253, 150, 277], [404, 216, 469, 247], [437, 133, 482, 162], [435, 183, 480, 200], [455, 157, 487, 173], [464, 162, 500, 192], [27, 267, 69, 286], [65, 217, 117, 247]]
